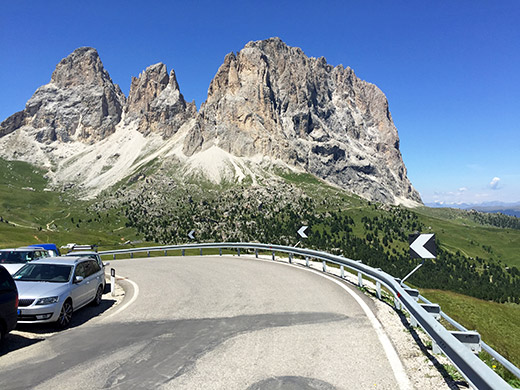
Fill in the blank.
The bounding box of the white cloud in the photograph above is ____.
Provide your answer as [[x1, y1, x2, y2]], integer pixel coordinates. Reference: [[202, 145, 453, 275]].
[[489, 177, 501, 190]]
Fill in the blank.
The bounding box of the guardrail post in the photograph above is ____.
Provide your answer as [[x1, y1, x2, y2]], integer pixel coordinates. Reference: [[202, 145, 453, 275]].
[[130, 252, 134, 259], [182, 249, 185, 256], [219, 248, 222, 256], [255, 249, 258, 258], [272, 251, 275, 261], [237, 248, 240, 256], [376, 281, 381, 299], [113, 254, 116, 260], [432, 340, 442, 355], [322, 261, 326, 272], [340, 265, 344, 278], [289, 253, 292, 264], [200, 248, 203, 256], [147, 251, 150, 257], [450, 331, 482, 354], [164, 250, 167, 256], [358, 272, 363, 287], [305, 256, 309, 267]]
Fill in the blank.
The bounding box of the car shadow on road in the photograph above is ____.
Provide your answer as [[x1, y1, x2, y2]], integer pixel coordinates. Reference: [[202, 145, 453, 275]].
[[1, 289, 117, 357]]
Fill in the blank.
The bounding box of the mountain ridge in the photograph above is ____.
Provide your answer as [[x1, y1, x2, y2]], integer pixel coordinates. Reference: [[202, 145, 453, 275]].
[[0, 38, 421, 206]]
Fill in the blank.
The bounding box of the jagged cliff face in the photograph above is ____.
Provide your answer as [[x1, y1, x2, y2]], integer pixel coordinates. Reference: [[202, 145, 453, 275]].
[[125, 63, 196, 138], [0, 47, 125, 143], [0, 39, 421, 205], [185, 38, 420, 204]]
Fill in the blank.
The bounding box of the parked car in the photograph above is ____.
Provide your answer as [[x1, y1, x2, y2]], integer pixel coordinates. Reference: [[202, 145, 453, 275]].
[[28, 243, 61, 257], [0, 247, 50, 275], [0, 265, 18, 343], [13, 256, 105, 328], [64, 251, 107, 271]]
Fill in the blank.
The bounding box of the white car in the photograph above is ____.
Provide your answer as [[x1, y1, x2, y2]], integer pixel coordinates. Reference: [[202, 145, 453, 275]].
[[13, 256, 105, 328], [0, 247, 50, 275]]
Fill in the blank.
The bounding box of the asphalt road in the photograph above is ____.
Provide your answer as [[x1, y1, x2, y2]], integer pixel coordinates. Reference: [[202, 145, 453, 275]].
[[0, 256, 407, 389]]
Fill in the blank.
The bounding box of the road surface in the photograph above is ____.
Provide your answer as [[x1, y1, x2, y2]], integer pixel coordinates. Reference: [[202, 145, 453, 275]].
[[0, 255, 409, 389]]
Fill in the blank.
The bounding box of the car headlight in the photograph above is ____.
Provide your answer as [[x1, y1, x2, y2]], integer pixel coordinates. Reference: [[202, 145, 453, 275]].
[[35, 296, 59, 305]]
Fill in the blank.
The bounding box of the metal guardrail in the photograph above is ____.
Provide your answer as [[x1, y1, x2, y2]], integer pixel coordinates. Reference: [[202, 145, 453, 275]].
[[99, 242, 515, 390]]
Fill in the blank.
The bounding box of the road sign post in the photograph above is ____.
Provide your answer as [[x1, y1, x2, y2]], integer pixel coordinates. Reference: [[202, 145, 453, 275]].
[[401, 233, 436, 286]]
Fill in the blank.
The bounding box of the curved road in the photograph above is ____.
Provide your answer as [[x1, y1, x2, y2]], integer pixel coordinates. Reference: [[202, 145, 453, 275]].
[[0, 256, 409, 389]]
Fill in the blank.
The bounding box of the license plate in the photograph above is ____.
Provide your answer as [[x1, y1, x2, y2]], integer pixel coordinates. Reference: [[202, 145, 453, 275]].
[[17, 309, 21, 315]]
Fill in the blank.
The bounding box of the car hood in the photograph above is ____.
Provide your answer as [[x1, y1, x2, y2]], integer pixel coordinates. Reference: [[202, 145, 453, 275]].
[[3, 263, 25, 275], [15, 281, 69, 299]]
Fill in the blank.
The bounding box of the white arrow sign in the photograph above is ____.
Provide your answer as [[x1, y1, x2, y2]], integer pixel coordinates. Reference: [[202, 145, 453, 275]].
[[188, 230, 195, 240], [409, 233, 436, 259], [297, 226, 308, 239]]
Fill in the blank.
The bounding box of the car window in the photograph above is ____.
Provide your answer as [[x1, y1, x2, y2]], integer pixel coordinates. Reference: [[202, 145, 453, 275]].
[[75, 262, 88, 278], [13, 264, 72, 283], [90, 260, 101, 274], [84, 260, 101, 277]]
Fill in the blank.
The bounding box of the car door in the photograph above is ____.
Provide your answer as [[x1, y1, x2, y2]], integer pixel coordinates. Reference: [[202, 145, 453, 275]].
[[71, 261, 92, 308], [84, 260, 102, 302]]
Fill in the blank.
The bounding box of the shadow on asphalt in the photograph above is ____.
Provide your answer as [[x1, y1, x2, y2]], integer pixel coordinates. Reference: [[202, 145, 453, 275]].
[[0, 283, 117, 357]]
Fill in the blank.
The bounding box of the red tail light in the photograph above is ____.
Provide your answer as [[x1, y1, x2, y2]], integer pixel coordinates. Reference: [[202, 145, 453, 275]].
[[15, 293, 19, 309]]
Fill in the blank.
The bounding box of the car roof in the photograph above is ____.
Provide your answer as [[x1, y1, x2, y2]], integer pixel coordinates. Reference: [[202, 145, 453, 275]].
[[65, 251, 99, 256], [31, 256, 88, 265], [0, 247, 47, 252]]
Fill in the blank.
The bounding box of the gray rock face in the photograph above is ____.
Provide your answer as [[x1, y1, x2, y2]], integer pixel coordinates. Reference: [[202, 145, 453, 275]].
[[184, 38, 421, 204], [125, 63, 196, 137], [0, 47, 125, 143]]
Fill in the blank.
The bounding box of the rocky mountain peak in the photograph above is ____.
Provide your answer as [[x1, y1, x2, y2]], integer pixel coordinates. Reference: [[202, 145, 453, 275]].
[[125, 63, 195, 138], [51, 47, 112, 88], [186, 37, 421, 205]]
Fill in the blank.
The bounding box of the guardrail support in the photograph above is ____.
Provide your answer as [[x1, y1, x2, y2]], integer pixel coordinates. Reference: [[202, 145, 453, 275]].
[[272, 251, 275, 261], [450, 331, 482, 354], [305, 256, 309, 267], [130, 252, 134, 259], [164, 250, 167, 256], [200, 248, 203, 256], [322, 261, 326, 272], [219, 248, 222, 256], [237, 248, 241, 256], [376, 281, 381, 299], [113, 254, 116, 260], [182, 249, 185, 256], [255, 249, 258, 258], [358, 272, 363, 287], [340, 265, 344, 278], [420, 303, 441, 321], [404, 288, 420, 302], [289, 253, 292, 264], [147, 251, 150, 257]]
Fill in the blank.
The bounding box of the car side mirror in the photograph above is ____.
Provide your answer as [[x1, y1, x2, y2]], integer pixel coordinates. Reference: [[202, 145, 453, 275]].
[[103, 262, 110, 267], [74, 276, 84, 283]]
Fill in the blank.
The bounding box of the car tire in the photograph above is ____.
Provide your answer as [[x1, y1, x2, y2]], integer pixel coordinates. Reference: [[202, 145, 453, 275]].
[[92, 285, 103, 306], [56, 300, 73, 328]]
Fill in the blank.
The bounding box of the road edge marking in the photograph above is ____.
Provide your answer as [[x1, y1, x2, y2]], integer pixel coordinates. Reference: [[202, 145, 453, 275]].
[[103, 275, 139, 320], [252, 256, 413, 390]]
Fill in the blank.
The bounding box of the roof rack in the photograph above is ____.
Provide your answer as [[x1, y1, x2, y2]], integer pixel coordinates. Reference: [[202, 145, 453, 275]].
[[60, 243, 98, 253]]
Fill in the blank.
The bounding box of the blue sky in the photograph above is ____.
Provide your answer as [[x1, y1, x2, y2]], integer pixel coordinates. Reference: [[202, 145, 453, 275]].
[[1, 1, 519, 205]]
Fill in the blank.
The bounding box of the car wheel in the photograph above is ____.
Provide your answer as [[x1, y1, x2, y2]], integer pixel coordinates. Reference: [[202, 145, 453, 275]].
[[57, 300, 73, 328], [92, 285, 103, 306]]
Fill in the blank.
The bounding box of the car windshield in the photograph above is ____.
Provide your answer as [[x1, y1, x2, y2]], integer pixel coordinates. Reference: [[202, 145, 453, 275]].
[[13, 263, 73, 283], [0, 251, 33, 264]]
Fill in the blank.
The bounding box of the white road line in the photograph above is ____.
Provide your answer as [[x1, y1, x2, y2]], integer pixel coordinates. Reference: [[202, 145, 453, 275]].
[[251, 256, 413, 390], [103, 275, 140, 320]]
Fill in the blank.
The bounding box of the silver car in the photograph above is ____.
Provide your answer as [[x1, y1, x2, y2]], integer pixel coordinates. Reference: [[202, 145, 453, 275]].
[[13, 257, 105, 328]]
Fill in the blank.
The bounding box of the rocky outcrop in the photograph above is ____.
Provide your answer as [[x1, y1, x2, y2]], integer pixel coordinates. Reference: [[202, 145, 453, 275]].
[[0, 47, 125, 143], [125, 63, 196, 138], [184, 38, 421, 204]]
